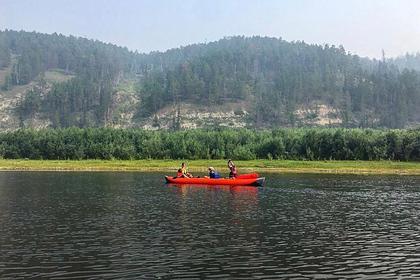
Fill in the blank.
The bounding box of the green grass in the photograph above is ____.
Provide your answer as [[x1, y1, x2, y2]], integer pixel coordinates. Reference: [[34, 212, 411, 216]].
[[0, 159, 420, 175]]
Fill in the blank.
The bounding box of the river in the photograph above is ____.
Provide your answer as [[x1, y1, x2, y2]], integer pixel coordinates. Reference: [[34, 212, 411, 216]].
[[1, 172, 420, 279]]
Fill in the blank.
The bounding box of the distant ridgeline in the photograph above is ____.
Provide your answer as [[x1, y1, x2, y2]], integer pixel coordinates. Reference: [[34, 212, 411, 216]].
[[1, 30, 420, 129]]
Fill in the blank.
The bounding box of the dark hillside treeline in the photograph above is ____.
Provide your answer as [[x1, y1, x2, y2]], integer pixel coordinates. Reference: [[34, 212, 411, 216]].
[[391, 53, 420, 72], [0, 30, 139, 85], [1, 128, 419, 161], [0, 30, 143, 126], [0, 33, 11, 69], [2, 31, 420, 128], [139, 37, 420, 128]]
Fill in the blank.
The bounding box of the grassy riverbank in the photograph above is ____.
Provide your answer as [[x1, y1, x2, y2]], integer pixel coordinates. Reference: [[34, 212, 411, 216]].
[[0, 159, 419, 175]]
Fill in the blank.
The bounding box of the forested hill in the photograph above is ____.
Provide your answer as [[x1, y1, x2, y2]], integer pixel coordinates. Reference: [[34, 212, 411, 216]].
[[0, 30, 143, 128], [1, 30, 420, 129], [391, 53, 420, 72]]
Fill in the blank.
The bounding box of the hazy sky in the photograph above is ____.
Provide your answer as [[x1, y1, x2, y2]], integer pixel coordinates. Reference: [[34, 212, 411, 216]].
[[1, 0, 420, 58]]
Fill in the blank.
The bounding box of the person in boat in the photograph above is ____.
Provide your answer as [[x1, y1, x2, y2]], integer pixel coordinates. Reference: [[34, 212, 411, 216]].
[[228, 159, 238, 178], [208, 167, 221, 178], [176, 168, 187, 178], [180, 162, 193, 178]]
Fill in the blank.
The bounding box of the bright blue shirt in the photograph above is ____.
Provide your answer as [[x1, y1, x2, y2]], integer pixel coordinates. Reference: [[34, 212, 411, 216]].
[[209, 171, 221, 178]]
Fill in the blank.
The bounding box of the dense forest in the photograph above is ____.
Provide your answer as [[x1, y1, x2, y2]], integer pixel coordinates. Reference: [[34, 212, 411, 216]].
[[0, 30, 143, 127], [0, 128, 419, 161], [391, 53, 420, 72], [1, 30, 420, 128], [138, 38, 420, 128]]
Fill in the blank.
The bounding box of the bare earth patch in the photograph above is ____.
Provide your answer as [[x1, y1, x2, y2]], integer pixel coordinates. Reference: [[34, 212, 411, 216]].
[[141, 102, 250, 130], [0, 70, 73, 130], [295, 103, 342, 126]]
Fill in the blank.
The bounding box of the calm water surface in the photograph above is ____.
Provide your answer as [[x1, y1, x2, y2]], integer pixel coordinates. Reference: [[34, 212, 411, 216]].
[[1, 172, 420, 279]]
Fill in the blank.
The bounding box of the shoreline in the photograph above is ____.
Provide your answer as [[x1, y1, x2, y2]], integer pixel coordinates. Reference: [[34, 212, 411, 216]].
[[0, 159, 420, 175]]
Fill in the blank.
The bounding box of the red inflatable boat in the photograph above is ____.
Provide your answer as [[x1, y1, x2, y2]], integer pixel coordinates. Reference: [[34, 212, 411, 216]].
[[165, 175, 265, 186]]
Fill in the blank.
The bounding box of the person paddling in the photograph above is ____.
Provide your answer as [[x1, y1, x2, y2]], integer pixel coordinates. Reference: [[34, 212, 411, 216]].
[[228, 159, 238, 178], [180, 162, 193, 178]]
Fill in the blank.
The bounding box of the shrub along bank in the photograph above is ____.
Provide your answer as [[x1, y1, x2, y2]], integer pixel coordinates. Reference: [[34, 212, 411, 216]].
[[0, 128, 419, 161]]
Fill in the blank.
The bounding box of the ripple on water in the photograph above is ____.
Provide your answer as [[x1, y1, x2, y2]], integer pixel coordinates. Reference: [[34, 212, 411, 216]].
[[1, 172, 420, 279]]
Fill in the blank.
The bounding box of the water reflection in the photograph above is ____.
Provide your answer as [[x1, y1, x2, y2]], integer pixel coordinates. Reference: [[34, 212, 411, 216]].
[[170, 184, 258, 204], [1, 172, 420, 279], [171, 184, 259, 230]]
